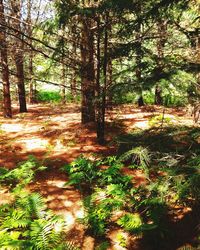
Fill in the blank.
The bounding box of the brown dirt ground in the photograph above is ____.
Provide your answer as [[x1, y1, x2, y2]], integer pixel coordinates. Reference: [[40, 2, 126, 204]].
[[0, 103, 198, 250]]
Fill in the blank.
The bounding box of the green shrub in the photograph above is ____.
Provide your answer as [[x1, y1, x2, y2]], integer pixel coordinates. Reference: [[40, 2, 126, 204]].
[[163, 94, 188, 107], [143, 91, 155, 105], [36, 91, 62, 103]]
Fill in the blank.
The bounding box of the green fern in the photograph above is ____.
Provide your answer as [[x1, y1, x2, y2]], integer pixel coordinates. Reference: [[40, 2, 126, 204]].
[[16, 192, 47, 219], [117, 213, 143, 233], [120, 146, 150, 165], [30, 219, 61, 249], [63, 156, 98, 188], [0, 156, 46, 188]]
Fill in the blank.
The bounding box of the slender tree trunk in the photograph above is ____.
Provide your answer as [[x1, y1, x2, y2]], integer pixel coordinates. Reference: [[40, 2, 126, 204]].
[[11, 0, 27, 112], [96, 12, 109, 144], [135, 38, 144, 106], [29, 50, 35, 103], [71, 72, 77, 100], [0, 0, 12, 118], [135, 5, 144, 107], [27, 0, 35, 104], [80, 17, 95, 123], [154, 20, 167, 105], [155, 85, 162, 105], [61, 63, 66, 103], [96, 15, 103, 144], [71, 23, 77, 100], [107, 57, 113, 104]]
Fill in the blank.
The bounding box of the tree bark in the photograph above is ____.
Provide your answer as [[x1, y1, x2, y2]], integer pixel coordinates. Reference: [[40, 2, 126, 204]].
[[11, 0, 27, 112], [80, 17, 95, 123], [154, 20, 167, 105], [29, 50, 35, 103], [0, 0, 12, 118], [61, 62, 66, 103], [27, 0, 36, 104], [71, 21, 78, 100], [135, 5, 144, 107]]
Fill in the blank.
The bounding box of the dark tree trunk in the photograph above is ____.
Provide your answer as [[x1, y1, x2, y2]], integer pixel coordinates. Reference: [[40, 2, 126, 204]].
[[155, 85, 163, 105], [61, 63, 66, 103], [80, 17, 95, 124], [15, 54, 27, 112], [29, 51, 35, 104], [0, 0, 12, 118], [138, 96, 144, 107], [71, 72, 77, 100], [71, 22, 77, 100], [96, 12, 109, 145], [61, 52, 66, 104], [154, 20, 167, 105], [107, 42, 113, 106], [11, 0, 27, 112], [135, 5, 144, 107]]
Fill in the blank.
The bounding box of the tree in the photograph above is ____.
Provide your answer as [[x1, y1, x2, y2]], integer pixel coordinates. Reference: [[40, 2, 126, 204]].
[[80, 12, 96, 123], [0, 0, 12, 118], [10, 0, 27, 112], [154, 20, 167, 105], [26, 0, 36, 104]]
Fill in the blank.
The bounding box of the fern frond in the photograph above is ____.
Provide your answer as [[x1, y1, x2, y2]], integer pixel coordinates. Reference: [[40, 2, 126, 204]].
[[30, 219, 61, 250], [119, 146, 150, 168], [16, 193, 46, 219], [117, 213, 143, 232]]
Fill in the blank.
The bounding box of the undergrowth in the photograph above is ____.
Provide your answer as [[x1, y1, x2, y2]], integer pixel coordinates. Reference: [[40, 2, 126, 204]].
[[64, 126, 200, 249], [0, 157, 79, 250]]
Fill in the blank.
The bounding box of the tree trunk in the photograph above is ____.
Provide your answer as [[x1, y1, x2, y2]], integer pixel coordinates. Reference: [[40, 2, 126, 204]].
[[29, 50, 35, 103], [61, 63, 66, 103], [11, 0, 27, 112], [96, 14, 105, 145], [71, 72, 77, 100], [154, 20, 167, 105], [0, 0, 12, 118], [27, 0, 35, 104], [138, 96, 144, 107], [71, 22, 77, 100], [135, 6, 144, 107], [155, 85, 162, 105], [80, 17, 95, 124]]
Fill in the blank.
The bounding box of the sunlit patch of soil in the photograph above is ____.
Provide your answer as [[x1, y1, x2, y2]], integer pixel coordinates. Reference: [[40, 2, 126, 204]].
[[0, 188, 14, 205]]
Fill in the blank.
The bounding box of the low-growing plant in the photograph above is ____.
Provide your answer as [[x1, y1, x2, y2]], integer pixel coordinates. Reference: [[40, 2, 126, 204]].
[[63, 156, 99, 192], [0, 158, 79, 250], [117, 213, 143, 233], [64, 152, 200, 246], [36, 90, 62, 103], [119, 146, 150, 176], [0, 190, 78, 250], [148, 114, 173, 127], [0, 156, 46, 189]]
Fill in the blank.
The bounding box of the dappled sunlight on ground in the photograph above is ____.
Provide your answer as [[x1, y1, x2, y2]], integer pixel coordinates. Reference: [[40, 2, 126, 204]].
[[0, 103, 195, 168], [16, 137, 49, 152], [0, 103, 198, 249]]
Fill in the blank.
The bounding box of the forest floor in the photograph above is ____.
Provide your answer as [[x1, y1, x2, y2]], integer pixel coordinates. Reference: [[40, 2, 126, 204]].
[[0, 103, 199, 250]]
